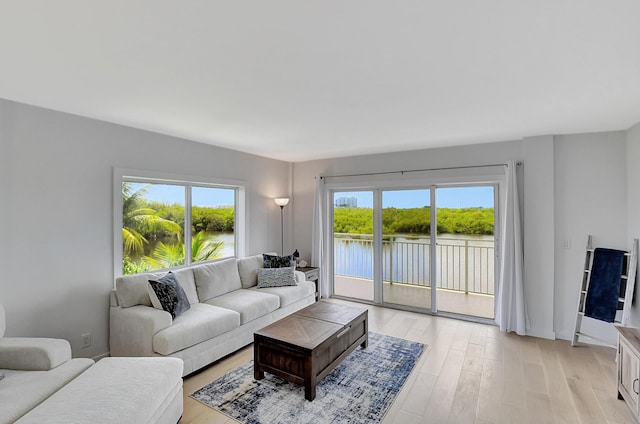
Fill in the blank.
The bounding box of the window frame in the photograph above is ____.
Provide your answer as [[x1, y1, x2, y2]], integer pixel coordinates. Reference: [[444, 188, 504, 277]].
[[113, 168, 247, 279]]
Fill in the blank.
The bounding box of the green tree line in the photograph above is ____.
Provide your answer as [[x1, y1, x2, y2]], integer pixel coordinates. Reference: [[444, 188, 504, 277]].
[[143, 201, 235, 236], [334, 207, 494, 235]]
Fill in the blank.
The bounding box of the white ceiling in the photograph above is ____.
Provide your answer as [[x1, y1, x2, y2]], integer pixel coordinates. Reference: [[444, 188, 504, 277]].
[[1, 1, 640, 162]]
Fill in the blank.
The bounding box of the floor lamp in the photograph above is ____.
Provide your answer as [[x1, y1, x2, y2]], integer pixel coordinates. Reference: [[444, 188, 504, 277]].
[[274, 198, 290, 255]]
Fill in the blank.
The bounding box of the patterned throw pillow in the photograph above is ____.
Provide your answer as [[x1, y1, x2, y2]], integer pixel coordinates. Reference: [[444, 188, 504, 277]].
[[256, 267, 297, 288], [263, 253, 294, 268], [147, 272, 191, 319]]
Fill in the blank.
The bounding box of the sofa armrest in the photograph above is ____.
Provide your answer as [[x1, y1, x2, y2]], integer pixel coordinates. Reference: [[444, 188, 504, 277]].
[[0, 337, 71, 370], [294, 270, 306, 284], [110, 289, 119, 307], [109, 305, 172, 357]]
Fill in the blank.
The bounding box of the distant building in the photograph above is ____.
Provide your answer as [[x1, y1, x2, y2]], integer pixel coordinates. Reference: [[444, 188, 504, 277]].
[[335, 196, 357, 208]]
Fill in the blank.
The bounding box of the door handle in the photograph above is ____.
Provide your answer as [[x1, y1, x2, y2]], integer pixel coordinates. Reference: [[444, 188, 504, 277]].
[[634, 378, 639, 395]]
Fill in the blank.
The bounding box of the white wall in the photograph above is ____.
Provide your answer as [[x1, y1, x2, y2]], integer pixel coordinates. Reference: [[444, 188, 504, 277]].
[[0, 99, 291, 358], [0, 101, 13, 291], [627, 121, 640, 327], [553, 132, 628, 345], [523, 136, 556, 339]]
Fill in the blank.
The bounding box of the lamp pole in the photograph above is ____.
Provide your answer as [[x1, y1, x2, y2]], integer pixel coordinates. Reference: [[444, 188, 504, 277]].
[[274, 198, 290, 255], [279, 205, 285, 255]]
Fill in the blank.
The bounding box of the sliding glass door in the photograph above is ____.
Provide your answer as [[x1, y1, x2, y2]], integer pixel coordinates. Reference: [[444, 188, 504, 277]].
[[333, 191, 374, 301], [381, 189, 432, 309], [435, 186, 496, 318], [330, 183, 497, 319]]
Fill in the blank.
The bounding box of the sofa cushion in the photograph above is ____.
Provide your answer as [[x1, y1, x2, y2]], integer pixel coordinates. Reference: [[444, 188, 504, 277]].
[[152, 304, 240, 355], [147, 272, 191, 319], [116, 273, 155, 308], [250, 281, 315, 307], [193, 258, 242, 301], [205, 289, 280, 325], [171, 268, 199, 304], [0, 358, 93, 424], [116, 268, 198, 308], [237, 254, 264, 288], [15, 357, 182, 424], [257, 266, 296, 288], [0, 338, 72, 371]]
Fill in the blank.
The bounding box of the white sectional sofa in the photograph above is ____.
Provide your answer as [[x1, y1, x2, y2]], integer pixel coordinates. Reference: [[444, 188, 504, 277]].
[[0, 304, 184, 424], [110, 254, 316, 376], [0, 312, 94, 424]]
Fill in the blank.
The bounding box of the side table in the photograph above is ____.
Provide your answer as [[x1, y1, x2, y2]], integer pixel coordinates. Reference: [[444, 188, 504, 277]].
[[297, 266, 319, 300]]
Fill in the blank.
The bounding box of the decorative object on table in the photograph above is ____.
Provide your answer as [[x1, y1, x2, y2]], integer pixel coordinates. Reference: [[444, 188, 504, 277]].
[[298, 259, 308, 268], [274, 197, 290, 255], [293, 249, 300, 267], [191, 332, 425, 424]]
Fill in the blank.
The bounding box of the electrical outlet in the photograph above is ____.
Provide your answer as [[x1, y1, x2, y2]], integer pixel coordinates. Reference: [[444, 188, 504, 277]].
[[81, 333, 91, 348], [563, 239, 571, 249]]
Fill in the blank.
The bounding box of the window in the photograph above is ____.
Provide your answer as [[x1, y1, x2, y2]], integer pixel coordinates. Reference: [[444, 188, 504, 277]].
[[115, 169, 245, 276]]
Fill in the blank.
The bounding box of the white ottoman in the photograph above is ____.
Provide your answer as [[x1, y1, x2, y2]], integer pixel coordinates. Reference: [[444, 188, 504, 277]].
[[16, 357, 183, 424]]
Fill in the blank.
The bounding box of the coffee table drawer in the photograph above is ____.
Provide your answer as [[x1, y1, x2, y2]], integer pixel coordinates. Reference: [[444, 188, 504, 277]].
[[315, 315, 367, 378]]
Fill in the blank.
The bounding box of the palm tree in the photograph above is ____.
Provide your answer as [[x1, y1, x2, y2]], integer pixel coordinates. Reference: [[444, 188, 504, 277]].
[[143, 231, 225, 269], [122, 183, 182, 256]]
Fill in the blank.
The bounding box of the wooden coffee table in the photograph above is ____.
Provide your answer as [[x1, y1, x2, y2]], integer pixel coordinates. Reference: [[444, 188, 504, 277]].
[[253, 301, 368, 401]]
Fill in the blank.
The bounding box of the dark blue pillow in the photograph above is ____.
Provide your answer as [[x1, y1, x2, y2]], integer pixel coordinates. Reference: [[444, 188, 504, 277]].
[[148, 272, 191, 319], [263, 253, 294, 268]]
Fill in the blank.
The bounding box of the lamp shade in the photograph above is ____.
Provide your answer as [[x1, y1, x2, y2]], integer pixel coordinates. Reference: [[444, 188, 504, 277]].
[[274, 198, 290, 207]]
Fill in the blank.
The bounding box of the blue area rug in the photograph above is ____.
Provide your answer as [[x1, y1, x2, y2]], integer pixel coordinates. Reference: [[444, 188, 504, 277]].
[[191, 332, 425, 424]]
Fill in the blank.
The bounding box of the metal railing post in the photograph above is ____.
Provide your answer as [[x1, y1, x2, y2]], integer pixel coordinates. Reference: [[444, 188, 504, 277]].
[[389, 236, 394, 285], [465, 239, 469, 294]]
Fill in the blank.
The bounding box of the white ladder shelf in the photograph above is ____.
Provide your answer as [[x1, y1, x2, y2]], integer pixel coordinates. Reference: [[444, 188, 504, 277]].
[[572, 235, 638, 347]]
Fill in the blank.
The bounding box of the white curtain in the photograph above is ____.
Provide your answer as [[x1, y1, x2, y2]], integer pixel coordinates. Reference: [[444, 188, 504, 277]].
[[311, 176, 330, 298], [495, 160, 528, 335]]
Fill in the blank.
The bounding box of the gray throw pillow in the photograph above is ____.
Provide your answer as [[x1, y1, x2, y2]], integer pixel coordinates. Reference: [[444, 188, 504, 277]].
[[263, 253, 294, 268], [257, 267, 297, 288], [148, 272, 191, 319]]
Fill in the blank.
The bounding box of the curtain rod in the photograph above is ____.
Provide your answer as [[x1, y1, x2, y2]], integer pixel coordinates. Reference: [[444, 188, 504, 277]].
[[320, 162, 522, 180]]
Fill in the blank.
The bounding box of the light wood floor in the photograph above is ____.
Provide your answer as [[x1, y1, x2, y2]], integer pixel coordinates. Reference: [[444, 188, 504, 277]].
[[180, 299, 633, 424]]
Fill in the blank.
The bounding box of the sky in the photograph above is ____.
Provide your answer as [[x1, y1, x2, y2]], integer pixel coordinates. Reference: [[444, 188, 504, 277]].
[[129, 183, 235, 207], [129, 183, 493, 209], [335, 186, 494, 208]]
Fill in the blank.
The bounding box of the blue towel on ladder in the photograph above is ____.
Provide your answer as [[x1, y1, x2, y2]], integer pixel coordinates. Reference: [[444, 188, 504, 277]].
[[585, 248, 626, 323]]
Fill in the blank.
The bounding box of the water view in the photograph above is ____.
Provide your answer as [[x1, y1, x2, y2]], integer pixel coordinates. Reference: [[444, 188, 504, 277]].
[[334, 233, 495, 295]]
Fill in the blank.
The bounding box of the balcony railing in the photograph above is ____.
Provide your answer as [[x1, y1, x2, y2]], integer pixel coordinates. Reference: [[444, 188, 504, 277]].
[[334, 234, 495, 295]]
